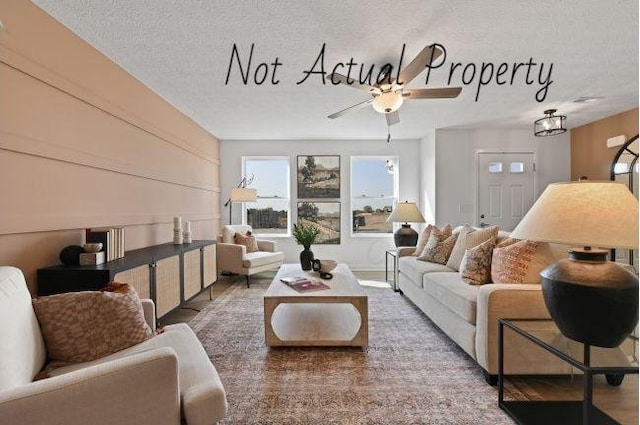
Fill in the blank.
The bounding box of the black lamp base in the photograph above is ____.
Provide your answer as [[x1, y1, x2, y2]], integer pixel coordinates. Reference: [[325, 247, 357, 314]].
[[541, 248, 639, 348], [394, 224, 418, 247]]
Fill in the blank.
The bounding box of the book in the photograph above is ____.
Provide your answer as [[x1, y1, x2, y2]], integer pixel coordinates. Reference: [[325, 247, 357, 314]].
[[280, 276, 330, 293], [86, 227, 126, 262]]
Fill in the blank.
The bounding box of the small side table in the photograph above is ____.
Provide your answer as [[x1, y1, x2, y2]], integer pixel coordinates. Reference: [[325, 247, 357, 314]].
[[498, 319, 638, 425], [385, 249, 399, 291]]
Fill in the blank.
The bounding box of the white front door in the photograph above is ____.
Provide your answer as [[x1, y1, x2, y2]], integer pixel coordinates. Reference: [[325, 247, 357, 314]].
[[477, 152, 535, 231]]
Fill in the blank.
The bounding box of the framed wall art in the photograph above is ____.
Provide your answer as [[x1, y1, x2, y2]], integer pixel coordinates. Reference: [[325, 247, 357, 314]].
[[297, 201, 340, 244], [297, 155, 340, 199]]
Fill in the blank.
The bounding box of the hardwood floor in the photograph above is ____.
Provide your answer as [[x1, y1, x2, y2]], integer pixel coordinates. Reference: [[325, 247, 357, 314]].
[[163, 270, 638, 423]]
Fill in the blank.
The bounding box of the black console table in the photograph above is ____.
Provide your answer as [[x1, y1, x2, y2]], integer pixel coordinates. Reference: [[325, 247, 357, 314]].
[[37, 240, 217, 319]]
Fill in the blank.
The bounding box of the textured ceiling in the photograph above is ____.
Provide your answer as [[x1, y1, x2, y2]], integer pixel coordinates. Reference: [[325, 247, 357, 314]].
[[33, 0, 639, 140]]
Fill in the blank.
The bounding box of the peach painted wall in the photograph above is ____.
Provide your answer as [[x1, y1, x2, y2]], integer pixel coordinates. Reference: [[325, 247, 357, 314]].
[[0, 1, 221, 293], [571, 108, 639, 181]]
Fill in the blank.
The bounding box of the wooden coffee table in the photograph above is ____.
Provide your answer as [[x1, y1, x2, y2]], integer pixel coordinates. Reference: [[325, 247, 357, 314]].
[[264, 263, 368, 347]]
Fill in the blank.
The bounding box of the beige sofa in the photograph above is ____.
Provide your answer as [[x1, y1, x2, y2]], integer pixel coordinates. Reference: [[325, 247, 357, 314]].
[[0, 266, 227, 425], [397, 231, 573, 384]]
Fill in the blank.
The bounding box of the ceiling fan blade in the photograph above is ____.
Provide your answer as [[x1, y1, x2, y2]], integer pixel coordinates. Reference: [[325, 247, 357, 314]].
[[327, 98, 374, 119], [403, 87, 462, 99], [385, 110, 400, 126], [326, 73, 380, 94], [397, 45, 443, 86]]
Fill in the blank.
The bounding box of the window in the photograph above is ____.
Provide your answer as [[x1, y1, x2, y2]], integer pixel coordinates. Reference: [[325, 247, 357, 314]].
[[510, 162, 525, 173], [242, 156, 290, 236], [351, 156, 398, 235], [614, 162, 629, 174], [488, 162, 503, 173]]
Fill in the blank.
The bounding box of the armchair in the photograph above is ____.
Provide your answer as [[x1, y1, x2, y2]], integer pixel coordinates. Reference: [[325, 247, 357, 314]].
[[217, 225, 284, 287], [0, 266, 227, 425]]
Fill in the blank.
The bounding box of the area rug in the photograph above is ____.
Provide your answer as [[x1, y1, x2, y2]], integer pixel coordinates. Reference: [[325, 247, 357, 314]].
[[189, 278, 524, 424]]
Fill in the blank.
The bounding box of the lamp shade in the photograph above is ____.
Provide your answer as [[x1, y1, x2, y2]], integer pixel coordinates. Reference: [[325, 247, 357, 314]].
[[230, 187, 258, 202], [511, 181, 638, 249], [386, 202, 426, 224]]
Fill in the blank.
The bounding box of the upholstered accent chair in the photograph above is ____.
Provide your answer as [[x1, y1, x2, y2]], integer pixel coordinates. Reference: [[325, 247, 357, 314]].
[[0, 266, 227, 425], [217, 224, 284, 287]]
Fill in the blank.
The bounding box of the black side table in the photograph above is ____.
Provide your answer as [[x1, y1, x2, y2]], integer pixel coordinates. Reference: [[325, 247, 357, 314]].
[[498, 319, 638, 425], [385, 249, 399, 292]]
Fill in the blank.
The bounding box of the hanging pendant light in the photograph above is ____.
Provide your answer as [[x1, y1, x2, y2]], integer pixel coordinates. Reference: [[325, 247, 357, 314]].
[[534, 109, 567, 137]]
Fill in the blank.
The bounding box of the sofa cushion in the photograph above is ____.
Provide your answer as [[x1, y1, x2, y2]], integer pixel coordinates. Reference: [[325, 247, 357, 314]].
[[412, 224, 434, 256], [222, 224, 252, 244], [242, 251, 285, 268], [47, 323, 227, 425], [459, 237, 497, 285], [235, 231, 259, 253], [32, 283, 153, 363], [418, 230, 458, 264], [398, 257, 454, 288], [447, 225, 499, 271], [0, 266, 47, 390], [491, 239, 540, 284], [413, 224, 451, 256], [422, 272, 479, 324]]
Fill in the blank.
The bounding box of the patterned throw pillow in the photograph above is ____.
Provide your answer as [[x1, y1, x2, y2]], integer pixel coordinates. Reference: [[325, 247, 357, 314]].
[[415, 224, 452, 256], [235, 231, 259, 253], [459, 237, 497, 285], [418, 231, 458, 264], [32, 283, 153, 364], [446, 225, 499, 271], [491, 239, 540, 284], [412, 224, 434, 256]]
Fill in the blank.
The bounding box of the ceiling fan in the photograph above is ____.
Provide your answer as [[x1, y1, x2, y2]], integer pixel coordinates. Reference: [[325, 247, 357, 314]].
[[326, 44, 462, 127]]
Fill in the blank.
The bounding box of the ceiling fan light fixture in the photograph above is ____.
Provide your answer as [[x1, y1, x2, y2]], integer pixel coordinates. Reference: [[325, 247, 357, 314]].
[[534, 108, 567, 137], [372, 91, 404, 114]]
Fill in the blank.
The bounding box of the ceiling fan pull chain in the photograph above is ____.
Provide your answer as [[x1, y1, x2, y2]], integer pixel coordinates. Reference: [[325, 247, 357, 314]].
[[387, 126, 391, 144]]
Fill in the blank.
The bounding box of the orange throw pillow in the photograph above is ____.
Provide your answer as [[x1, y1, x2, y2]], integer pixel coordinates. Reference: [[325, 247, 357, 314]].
[[491, 239, 539, 284]]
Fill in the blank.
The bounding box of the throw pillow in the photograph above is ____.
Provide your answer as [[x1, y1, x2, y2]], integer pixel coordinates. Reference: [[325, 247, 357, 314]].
[[418, 231, 458, 265], [491, 239, 540, 284], [412, 224, 434, 256], [416, 224, 452, 256], [459, 237, 497, 285], [235, 231, 259, 253], [446, 225, 500, 271], [32, 283, 153, 364]]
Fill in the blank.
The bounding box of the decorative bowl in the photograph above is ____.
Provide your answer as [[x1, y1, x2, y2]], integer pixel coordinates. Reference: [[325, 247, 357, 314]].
[[319, 260, 338, 273], [83, 243, 103, 253]]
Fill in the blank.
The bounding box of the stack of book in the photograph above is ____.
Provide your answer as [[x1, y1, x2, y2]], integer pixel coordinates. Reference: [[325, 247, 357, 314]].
[[280, 276, 330, 293], [85, 227, 125, 263]]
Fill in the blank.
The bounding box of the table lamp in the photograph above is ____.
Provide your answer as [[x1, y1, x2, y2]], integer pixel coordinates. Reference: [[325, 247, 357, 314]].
[[386, 201, 426, 247], [511, 181, 639, 348]]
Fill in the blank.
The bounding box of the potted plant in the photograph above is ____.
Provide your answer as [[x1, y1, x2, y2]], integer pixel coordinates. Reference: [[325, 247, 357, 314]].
[[292, 221, 321, 270]]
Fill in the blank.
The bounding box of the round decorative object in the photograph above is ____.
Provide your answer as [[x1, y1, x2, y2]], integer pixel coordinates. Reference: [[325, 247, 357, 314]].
[[300, 247, 314, 271], [83, 243, 103, 253], [540, 251, 639, 348], [318, 259, 338, 273], [59, 245, 84, 265]]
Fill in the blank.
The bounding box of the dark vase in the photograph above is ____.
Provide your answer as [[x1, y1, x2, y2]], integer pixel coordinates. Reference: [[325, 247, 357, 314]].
[[300, 246, 314, 270]]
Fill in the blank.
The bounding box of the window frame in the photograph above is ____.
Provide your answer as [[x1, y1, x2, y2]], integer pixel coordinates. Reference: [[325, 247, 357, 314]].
[[241, 155, 291, 237], [350, 155, 399, 238]]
